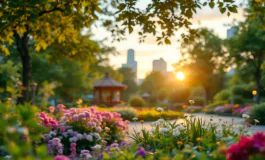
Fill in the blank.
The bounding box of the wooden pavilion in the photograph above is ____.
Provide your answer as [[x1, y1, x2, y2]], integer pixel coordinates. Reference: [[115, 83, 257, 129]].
[[92, 72, 127, 106]]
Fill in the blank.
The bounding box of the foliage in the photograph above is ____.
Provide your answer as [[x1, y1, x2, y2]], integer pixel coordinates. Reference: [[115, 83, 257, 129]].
[[137, 108, 183, 121], [231, 95, 245, 105], [112, 107, 137, 121], [185, 106, 204, 113], [226, 16, 265, 103], [0, 103, 51, 159], [118, 67, 138, 102], [39, 105, 130, 156], [140, 71, 166, 95], [130, 112, 253, 156], [249, 103, 265, 125], [129, 95, 146, 108], [168, 87, 190, 103], [192, 97, 206, 106], [214, 89, 231, 102], [174, 28, 225, 103], [208, 100, 228, 108]]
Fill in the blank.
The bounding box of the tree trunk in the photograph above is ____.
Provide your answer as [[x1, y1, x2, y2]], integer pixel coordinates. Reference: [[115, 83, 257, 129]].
[[14, 27, 31, 104]]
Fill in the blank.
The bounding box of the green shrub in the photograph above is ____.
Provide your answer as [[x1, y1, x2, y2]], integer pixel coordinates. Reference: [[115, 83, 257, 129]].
[[231, 95, 245, 105], [249, 103, 265, 124], [112, 107, 137, 121], [204, 107, 215, 114], [214, 89, 231, 101], [129, 95, 146, 107], [192, 97, 205, 106], [208, 100, 227, 108]]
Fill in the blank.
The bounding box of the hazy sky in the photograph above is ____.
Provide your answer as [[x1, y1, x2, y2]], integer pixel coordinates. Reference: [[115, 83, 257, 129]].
[[92, 1, 245, 79]]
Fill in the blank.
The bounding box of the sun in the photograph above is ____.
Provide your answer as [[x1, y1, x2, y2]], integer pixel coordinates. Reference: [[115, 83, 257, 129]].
[[176, 72, 185, 81]]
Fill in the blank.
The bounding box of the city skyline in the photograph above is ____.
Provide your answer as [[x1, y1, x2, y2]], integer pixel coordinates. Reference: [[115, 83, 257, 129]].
[[91, 0, 245, 79]]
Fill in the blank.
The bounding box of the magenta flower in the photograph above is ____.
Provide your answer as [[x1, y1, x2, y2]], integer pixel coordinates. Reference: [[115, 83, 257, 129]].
[[246, 122, 252, 127], [49, 106, 55, 113], [54, 155, 70, 160]]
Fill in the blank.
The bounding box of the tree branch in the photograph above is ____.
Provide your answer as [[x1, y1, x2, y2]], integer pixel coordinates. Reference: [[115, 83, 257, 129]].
[[38, 7, 64, 16]]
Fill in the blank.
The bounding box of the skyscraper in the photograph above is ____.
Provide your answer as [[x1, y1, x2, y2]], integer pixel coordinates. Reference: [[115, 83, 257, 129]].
[[227, 27, 236, 39], [152, 58, 167, 74], [122, 49, 137, 77]]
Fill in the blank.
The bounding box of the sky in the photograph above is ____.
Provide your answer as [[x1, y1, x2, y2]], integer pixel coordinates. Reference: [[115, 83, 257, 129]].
[[92, 0, 246, 79]]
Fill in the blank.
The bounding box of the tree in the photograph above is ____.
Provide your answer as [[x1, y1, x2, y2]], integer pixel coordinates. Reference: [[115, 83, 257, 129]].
[[174, 28, 225, 104], [140, 71, 166, 95], [118, 67, 138, 102], [0, 0, 238, 103], [226, 17, 265, 103]]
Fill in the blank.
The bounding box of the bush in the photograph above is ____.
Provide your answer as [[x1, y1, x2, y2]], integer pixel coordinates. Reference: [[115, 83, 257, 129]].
[[112, 107, 137, 121], [208, 100, 228, 108], [168, 87, 190, 103], [204, 107, 215, 114], [231, 95, 245, 105], [214, 89, 231, 101], [39, 105, 130, 155], [192, 97, 205, 106], [137, 108, 183, 121], [249, 103, 265, 124], [129, 95, 146, 107]]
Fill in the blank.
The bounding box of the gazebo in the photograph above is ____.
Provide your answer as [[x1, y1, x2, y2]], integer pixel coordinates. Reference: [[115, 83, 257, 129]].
[[93, 72, 127, 106]]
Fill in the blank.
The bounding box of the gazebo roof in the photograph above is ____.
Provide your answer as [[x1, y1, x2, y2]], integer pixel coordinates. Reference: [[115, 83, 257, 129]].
[[93, 72, 127, 89]]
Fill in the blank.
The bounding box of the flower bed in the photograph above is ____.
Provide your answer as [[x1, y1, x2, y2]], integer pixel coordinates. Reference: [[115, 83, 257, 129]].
[[39, 105, 130, 157], [1, 103, 265, 160], [136, 108, 183, 121]]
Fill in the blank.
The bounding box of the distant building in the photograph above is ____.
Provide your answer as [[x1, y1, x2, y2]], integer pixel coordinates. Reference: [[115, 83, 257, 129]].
[[227, 27, 236, 39], [226, 27, 236, 75], [122, 49, 137, 78], [152, 58, 167, 74]]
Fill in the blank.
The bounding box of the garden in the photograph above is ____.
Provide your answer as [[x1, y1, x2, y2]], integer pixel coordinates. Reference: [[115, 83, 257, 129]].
[[1, 0, 265, 160], [1, 103, 265, 160]]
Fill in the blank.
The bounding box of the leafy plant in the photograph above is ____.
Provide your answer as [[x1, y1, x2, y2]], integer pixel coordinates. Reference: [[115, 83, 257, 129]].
[[129, 96, 146, 108]]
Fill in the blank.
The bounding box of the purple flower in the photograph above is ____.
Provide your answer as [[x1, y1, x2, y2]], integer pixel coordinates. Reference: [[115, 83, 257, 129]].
[[137, 146, 146, 157]]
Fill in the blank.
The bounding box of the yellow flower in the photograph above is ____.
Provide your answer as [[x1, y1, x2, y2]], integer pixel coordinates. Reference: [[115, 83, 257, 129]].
[[177, 141, 183, 145], [196, 137, 201, 142], [140, 120, 144, 123], [234, 104, 240, 108], [216, 141, 220, 145], [198, 145, 203, 150]]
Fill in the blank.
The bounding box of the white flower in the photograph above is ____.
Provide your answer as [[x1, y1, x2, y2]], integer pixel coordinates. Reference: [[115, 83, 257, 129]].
[[172, 130, 180, 137], [156, 107, 164, 112], [4, 155, 11, 159], [6, 127, 16, 133], [150, 128, 156, 133], [216, 133, 223, 138], [242, 114, 250, 119], [177, 125, 185, 131], [93, 144, 101, 149], [202, 126, 207, 129], [157, 118, 165, 124], [159, 127, 169, 134], [254, 119, 260, 123], [16, 127, 29, 135], [189, 100, 195, 104], [86, 135, 93, 142], [133, 117, 138, 121]]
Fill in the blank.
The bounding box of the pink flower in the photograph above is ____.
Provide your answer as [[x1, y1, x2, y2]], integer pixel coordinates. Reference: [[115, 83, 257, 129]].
[[246, 122, 252, 127], [49, 106, 55, 113], [54, 155, 70, 160], [57, 104, 66, 109]]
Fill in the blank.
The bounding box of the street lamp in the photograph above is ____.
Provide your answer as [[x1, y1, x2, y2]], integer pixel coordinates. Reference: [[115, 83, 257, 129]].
[[252, 90, 257, 103], [31, 81, 38, 105]]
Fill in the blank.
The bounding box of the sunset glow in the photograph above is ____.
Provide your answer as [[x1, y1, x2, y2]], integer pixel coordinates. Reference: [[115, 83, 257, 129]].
[[176, 72, 185, 81]]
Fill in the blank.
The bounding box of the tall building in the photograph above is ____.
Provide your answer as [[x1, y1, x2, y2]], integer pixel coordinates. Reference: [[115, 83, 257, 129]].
[[122, 49, 137, 77], [152, 58, 167, 74], [227, 27, 236, 39]]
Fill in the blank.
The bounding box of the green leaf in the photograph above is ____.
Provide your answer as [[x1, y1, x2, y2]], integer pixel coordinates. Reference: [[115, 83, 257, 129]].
[[165, 38, 171, 45], [203, 2, 207, 6], [227, 12, 230, 17], [228, 6, 238, 13], [220, 7, 226, 14], [209, 2, 215, 8], [129, 26, 133, 33], [186, 9, 193, 18], [118, 3, 126, 11]]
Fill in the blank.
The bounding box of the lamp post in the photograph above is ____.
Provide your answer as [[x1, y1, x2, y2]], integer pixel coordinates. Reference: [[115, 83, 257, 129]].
[[31, 81, 37, 105], [252, 90, 257, 104]]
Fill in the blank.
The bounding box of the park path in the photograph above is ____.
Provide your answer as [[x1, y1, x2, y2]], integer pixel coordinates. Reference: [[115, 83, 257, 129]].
[[128, 113, 265, 135]]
